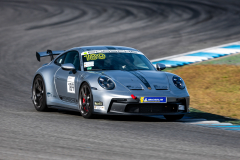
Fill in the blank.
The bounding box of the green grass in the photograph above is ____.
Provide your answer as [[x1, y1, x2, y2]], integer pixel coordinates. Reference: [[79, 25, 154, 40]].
[[163, 53, 240, 124]]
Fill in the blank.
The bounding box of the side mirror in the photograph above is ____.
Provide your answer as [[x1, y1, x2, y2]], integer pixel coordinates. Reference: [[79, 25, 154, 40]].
[[61, 63, 77, 74], [156, 63, 166, 71]]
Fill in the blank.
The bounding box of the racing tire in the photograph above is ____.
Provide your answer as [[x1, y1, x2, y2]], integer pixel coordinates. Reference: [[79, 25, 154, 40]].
[[79, 82, 95, 119], [32, 75, 48, 111], [164, 114, 184, 121]]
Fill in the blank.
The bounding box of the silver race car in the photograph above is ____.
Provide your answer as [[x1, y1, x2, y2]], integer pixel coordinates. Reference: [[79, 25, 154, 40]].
[[32, 46, 190, 120]]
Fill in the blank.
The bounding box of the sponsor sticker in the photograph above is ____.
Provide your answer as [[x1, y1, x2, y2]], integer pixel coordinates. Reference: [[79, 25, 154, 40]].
[[67, 76, 75, 93], [140, 97, 167, 103], [84, 53, 106, 61], [81, 50, 143, 55], [84, 61, 94, 68], [94, 106, 104, 110]]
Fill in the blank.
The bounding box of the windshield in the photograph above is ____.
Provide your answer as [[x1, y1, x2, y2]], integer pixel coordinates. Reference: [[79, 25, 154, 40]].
[[82, 53, 156, 71]]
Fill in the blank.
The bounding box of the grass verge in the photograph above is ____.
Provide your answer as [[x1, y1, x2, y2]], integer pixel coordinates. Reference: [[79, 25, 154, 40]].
[[166, 53, 240, 121]]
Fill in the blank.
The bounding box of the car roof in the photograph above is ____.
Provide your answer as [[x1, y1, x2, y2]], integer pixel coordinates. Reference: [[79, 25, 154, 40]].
[[73, 45, 139, 52]]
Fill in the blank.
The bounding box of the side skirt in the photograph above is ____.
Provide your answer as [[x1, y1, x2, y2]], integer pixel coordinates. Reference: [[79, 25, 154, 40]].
[[48, 105, 79, 112]]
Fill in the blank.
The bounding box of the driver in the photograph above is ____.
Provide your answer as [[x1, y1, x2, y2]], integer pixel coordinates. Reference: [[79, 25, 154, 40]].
[[121, 54, 136, 70]]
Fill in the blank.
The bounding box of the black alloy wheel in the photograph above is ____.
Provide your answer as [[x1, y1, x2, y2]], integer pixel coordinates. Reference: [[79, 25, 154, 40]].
[[79, 82, 94, 118], [32, 75, 48, 111], [164, 114, 184, 121]]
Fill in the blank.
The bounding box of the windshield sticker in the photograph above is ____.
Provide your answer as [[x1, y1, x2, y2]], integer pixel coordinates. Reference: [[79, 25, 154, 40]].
[[84, 53, 106, 61], [84, 61, 94, 68], [81, 50, 143, 55], [67, 76, 75, 93]]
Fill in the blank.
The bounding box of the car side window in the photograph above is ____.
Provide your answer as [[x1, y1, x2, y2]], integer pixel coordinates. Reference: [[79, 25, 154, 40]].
[[54, 53, 66, 66], [63, 51, 80, 70]]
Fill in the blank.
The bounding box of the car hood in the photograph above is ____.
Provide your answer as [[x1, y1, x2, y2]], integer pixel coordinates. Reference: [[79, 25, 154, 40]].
[[100, 70, 169, 91]]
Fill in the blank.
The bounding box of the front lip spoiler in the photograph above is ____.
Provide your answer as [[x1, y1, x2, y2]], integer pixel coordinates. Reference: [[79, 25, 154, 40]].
[[96, 111, 189, 115]]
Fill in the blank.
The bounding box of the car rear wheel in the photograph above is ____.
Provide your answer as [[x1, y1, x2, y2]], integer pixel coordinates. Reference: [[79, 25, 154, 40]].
[[79, 82, 95, 119], [32, 75, 48, 111], [164, 114, 184, 121]]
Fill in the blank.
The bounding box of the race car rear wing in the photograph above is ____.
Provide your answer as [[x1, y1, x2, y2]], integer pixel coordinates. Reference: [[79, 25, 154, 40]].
[[36, 50, 65, 62]]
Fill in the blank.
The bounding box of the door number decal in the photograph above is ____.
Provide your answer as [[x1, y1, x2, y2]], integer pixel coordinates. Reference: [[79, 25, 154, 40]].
[[67, 76, 75, 93]]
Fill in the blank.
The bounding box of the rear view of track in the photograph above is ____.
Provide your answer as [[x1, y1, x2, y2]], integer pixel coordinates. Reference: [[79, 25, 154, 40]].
[[0, 0, 240, 159]]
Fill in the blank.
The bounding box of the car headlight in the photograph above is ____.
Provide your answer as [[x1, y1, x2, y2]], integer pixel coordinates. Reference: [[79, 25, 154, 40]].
[[98, 76, 115, 90], [172, 75, 185, 89]]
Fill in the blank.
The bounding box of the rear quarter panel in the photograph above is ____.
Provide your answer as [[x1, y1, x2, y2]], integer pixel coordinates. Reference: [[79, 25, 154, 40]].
[[32, 63, 60, 105]]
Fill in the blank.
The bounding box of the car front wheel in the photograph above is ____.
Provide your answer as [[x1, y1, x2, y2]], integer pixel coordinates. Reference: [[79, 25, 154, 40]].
[[79, 82, 95, 119]]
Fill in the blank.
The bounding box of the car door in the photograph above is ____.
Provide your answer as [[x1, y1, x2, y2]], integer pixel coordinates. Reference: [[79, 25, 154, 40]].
[[54, 50, 82, 106]]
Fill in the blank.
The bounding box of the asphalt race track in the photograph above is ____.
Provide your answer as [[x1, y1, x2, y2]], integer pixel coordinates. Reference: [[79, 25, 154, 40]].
[[0, 0, 240, 159]]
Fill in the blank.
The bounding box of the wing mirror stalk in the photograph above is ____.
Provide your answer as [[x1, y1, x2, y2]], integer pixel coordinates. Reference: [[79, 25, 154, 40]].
[[61, 63, 77, 74], [156, 63, 166, 71]]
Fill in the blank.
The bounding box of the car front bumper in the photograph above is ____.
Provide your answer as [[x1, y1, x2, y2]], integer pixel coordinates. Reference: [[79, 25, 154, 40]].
[[92, 90, 190, 115], [106, 97, 189, 115]]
